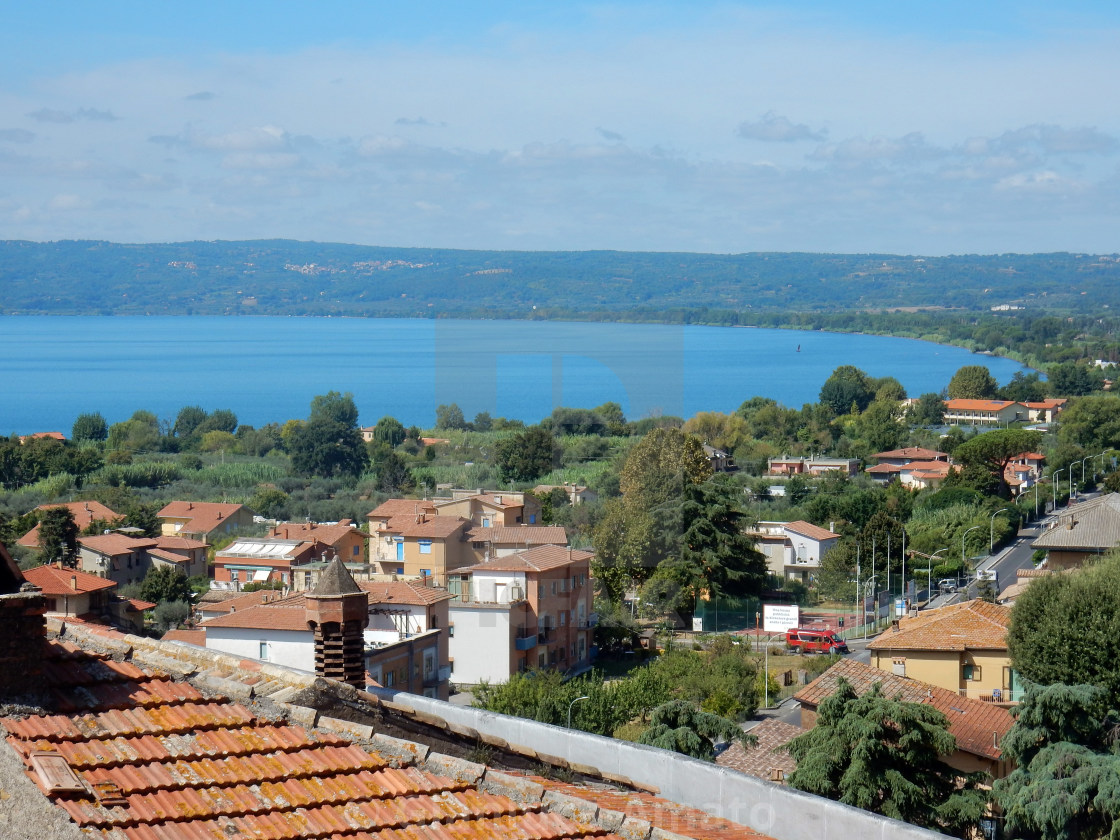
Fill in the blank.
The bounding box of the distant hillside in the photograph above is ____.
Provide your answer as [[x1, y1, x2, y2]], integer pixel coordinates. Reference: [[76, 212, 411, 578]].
[[1, 239, 1118, 317]]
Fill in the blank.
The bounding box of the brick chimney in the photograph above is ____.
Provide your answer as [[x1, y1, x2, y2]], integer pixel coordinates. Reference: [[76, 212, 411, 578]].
[[304, 557, 369, 688], [0, 542, 47, 699]]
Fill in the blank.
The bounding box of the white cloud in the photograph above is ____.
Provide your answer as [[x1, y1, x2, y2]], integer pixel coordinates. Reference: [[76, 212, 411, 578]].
[[737, 112, 824, 142]]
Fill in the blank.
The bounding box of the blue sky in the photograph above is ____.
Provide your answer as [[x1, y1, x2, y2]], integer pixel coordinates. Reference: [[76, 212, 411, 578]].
[[2, 2, 1118, 254]]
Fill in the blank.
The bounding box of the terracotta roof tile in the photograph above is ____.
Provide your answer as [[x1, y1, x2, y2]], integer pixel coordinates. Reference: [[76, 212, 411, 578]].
[[18, 501, 121, 547], [0, 627, 780, 840], [944, 399, 1018, 411], [157, 501, 248, 536], [79, 534, 159, 557], [872, 447, 947, 461], [22, 563, 118, 596], [203, 604, 311, 632], [466, 525, 568, 546], [385, 515, 472, 539], [463, 545, 593, 573], [368, 499, 439, 520], [793, 659, 1013, 761], [783, 521, 839, 542], [715, 718, 802, 781], [867, 599, 1010, 652]]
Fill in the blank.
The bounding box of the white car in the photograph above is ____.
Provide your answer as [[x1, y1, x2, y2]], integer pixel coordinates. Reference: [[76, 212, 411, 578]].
[[938, 579, 957, 592]]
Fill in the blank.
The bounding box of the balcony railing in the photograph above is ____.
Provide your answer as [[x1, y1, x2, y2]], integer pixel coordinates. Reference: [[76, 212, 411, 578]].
[[515, 633, 538, 651], [959, 687, 1020, 704]]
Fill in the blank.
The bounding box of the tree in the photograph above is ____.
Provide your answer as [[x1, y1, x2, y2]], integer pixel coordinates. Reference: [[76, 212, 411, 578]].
[[368, 443, 416, 493], [38, 507, 79, 565], [310, 391, 359, 427], [1048, 362, 1095, 397], [1057, 395, 1120, 451], [637, 700, 746, 760], [819, 365, 874, 416], [72, 412, 108, 442], [106, 410, 161, 454], [994, 682, 1120, 840], [496, 426, 558, 483], [952, 428, 1042, 499], [947, 365, 999, 399], [140, 565, 194, 605], [195, 408, 238, 435], [785, 677, 987, 836], [372, 416, 406, 447], [471, 411, 493, 432], [654, 478, 768, 615], [249, 487, 290, 519], [1006, 551, 1120, 696], [434, 403, 467, 431], [151, 600, 190, 634], [288, 393, 368, 479], [173, 405, 207, 439], [620, 428, 713, 510], [907, 393, 945, 426], [1000, 371, 1048, 403]]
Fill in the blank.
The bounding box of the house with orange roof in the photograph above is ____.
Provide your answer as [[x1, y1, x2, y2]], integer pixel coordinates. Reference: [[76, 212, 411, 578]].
[[464, 524, 569, 563], [1023, 398, 1066, 423], [433, 488, 543, 527], [745, 520, 839, 582], [17, 500, 121, 549], [196, 563, 453, 699], [17, 430, 66, 444], [269, 518, 368, 565], [212, 536, 330, 588], [21, 562, 117, 618], [866, 448, 953, 488], [868, 599, 1017, 703], [943, 398, 1026, 426], [448, 545, 594, 684], [369, 514, 474, 583], [795, 658, 1014, 779], [76, 533, 159, 586], [157, 500, 255, 541]]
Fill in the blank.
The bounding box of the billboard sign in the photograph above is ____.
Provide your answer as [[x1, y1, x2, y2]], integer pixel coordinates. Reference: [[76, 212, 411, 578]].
[[763, 604, 800, 633]]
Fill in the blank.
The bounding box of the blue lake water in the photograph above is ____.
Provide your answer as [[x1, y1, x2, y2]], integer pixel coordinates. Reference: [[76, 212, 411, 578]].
[[0, 316, 1028, 433]]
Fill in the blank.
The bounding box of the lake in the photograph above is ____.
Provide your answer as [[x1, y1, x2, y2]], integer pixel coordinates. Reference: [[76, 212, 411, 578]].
[[0, 316, 1028, 433]]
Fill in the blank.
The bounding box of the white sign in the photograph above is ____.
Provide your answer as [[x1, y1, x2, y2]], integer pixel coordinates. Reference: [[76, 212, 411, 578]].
[[692, 616, 704, 632], [763, 603, 800, 633]]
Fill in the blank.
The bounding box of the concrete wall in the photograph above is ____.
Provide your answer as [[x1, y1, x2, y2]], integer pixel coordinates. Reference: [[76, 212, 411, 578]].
[[448, 603, 515, 684], [205, 626, 315, 671], [371, 689, 950, 840]]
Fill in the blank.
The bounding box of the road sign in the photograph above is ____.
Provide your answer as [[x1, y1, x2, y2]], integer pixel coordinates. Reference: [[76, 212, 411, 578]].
[[762, 604, 800, 633]]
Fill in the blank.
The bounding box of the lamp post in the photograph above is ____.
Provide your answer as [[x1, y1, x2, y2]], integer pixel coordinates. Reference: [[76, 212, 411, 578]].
[[1053, 467, 1067, 512], [567, 695, 589, 728], [990, 508, 1010, 552], [929, 548, 949, 604], [863, 574, 878, 637], [1098, 450, 1110, 482]]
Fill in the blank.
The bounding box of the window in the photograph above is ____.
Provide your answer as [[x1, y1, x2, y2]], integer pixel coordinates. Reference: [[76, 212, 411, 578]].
[[352, 545, 360, 556], [431, 615, 439, 628], [396, 567, 404, 575], [529, 514, 536, 524], [418, 539, 432, 555], [231, 571, 239, 583], [259, 642, 268, 661], [538, 652, 546, 668], [963, 663, 981, 682], [559, 611, 567, 626], [551, 581, 557, 595], [448, 623, 454, 637], [384, 670, 394, 687]]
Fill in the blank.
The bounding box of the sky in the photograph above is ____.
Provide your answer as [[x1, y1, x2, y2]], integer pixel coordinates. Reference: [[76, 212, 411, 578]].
[[1, 1, 1119, 255]]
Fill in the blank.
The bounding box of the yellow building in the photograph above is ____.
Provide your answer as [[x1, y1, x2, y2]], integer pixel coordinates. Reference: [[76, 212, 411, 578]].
[[868, 599, 1019, 703]]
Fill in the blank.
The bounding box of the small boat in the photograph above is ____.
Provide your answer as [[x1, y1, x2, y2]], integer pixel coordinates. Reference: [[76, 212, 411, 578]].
[[796, 344, 801, 352]]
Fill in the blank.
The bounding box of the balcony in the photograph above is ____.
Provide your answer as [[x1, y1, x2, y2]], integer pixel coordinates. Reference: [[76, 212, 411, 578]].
[[515, 629, 539, 651]]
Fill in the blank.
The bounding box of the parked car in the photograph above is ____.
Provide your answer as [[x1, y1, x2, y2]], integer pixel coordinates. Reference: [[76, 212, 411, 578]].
[[938, 578, 958, 593], [785, 627, 848, 654]]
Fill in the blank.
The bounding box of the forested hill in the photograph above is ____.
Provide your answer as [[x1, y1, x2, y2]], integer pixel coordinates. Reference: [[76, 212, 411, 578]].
[[2, 239, 1119, 318]]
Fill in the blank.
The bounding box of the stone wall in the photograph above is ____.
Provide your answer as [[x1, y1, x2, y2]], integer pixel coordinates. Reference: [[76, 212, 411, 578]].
[[0, 588, 46, 699]]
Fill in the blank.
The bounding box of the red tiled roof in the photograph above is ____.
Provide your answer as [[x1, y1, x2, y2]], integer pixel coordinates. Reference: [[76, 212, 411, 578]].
[[944, 399, 1017, 411], [146, 548, 191, 565], [463, 545, 593, 573], [126, 599, 157, 612], [198, 590, 292, 617], [1, 635, 698, 840], [20, 430, 67, 442], [466, 525, 568, 546], [715, 718, 802, 781], [783, 521, 839, 542], [161, 629, 207, 646], [155, 535, 209, 551], [157, 501, 248, 536], [872, 447, 947, 461], [77, 534, 158, 557], [203, 604, 311, 631], [18, 501, 121, 547], [794, 659, 1013, 761], [361, 580, 455, 606], [367, 499, 438, 520], [269, 521, 366, 546], [868, 599, 1011, 652], [22, 563, 117, 596], [392, 515, 472, 539]]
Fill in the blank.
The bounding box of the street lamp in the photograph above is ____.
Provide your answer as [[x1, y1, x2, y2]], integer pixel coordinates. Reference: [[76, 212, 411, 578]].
[[990, 508, 1010, 552], [567, 695, 589, 728], [928, 548, 949, 603], [1053, 467, 1067, 512]]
